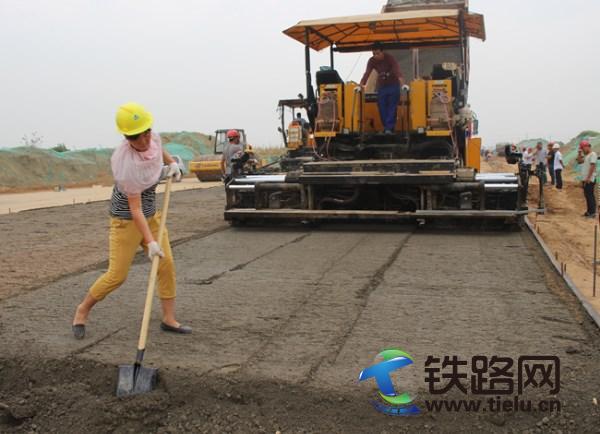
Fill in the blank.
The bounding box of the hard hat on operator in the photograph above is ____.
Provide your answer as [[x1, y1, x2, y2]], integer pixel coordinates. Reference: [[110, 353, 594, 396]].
[[227, 130, 240, 139]]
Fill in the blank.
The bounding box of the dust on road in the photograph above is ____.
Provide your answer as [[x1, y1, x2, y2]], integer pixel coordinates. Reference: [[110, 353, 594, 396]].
[[1, 187, 600, 433]]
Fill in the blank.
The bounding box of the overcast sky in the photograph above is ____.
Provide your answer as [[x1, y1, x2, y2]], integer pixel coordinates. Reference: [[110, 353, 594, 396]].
[[1, 0, 598, 150]]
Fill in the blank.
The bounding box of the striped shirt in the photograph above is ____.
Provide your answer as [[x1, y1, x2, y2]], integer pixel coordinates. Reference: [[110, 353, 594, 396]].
[[110, 184, 157, 219]]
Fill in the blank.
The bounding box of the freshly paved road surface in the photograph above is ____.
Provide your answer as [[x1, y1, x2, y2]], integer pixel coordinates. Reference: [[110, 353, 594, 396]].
[[2, 219, 599, 432]]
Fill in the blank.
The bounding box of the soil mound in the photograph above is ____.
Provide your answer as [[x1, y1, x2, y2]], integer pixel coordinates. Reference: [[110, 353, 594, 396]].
[[0, 147, 114, 192], [0, 132, 212, 192]]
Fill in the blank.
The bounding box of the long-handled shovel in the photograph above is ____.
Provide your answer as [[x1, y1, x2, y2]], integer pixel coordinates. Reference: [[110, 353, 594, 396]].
[[116, 176, 173, 397]]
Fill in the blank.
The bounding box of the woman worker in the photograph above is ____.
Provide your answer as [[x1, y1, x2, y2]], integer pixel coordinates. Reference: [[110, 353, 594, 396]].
[[71, 102, 191, 339]]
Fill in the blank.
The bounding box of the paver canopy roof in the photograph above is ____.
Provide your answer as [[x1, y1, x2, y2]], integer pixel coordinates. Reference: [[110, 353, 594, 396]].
[[283, 9, 485, 52]]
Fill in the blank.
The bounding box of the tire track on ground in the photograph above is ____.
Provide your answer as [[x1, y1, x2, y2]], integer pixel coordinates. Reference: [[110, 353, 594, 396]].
[[304, 230, 414, 383], [72, 326, 127, 356], [239, 233, 371, 372], [183, 232, 311, 286]]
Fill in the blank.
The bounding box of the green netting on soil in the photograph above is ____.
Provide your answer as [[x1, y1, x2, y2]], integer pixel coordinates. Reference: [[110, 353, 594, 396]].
[[163, 143, 198, 164], [0, 131, 213, 190], [0, 147, 114, 189], [159, 132, 213, 156]]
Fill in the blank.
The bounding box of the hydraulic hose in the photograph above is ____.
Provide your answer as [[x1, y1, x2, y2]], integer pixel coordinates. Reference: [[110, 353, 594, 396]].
[[318, 188, 360, 209]]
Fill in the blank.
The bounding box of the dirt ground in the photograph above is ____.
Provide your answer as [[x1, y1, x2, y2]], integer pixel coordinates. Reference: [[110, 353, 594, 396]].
[[484, 157, 600, 317], [0, 185, 227, 301], [1, 184, 600, 433], [0, 178, 220, 215]]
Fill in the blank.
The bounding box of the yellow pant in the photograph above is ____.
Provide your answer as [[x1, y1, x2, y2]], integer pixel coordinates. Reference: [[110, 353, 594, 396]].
[[89, 213, 176, 301]]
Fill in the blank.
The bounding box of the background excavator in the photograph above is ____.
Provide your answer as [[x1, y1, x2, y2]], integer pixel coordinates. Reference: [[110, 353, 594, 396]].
[[224, 0, 526, 225]]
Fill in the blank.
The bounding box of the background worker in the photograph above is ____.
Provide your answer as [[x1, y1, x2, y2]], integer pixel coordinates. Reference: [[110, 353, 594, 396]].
[[553, 143, 564, 190], [546, 142, 556, 186], [71, 102, 191, 339], [580, 140, 597, 218], [576, 143, 585, 165], [295, 112, 311, 146], [244, 144, 259, 173], [360, 42, 407, 134], [221, 129, 244, 183], [532, 141, 548, 184], [522, 147, 534, 172], [514, 145, 533, 197], [296, 112, 310, 132]]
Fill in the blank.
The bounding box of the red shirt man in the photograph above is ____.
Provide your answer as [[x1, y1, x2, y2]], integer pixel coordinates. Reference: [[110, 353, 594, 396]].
[[360, 45, 405, 134], [360, 50, 405, 89]]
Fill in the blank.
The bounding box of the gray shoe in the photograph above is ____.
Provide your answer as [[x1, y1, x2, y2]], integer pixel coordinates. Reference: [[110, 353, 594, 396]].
[[160, 322, 192, 334], [72, 324, 85, 340]]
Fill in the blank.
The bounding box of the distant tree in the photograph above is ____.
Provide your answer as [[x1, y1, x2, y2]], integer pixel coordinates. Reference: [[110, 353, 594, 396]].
[[21, 131, 43, 148], [51, 143, 69, 152]]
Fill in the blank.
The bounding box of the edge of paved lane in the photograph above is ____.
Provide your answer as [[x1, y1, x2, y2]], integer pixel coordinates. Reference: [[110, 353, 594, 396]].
[[524, 216, 600, 328]]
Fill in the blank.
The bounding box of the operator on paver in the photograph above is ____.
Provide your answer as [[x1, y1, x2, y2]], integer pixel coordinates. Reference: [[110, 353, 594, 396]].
[[71, 102, 191, 339], [221, 129, 244, 183], [360, 42, 407, 135]]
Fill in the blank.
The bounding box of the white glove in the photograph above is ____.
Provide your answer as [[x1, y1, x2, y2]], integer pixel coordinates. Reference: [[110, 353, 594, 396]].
[[167, 162, 182, 182], [402, 85, 410, 92], [147, 241, 164, 261]]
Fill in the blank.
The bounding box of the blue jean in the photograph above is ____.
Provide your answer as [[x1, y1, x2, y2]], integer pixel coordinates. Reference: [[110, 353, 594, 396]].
[[377, 84, 401, 131]]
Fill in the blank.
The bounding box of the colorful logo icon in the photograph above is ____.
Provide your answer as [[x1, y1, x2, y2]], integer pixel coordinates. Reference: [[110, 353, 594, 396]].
[[359, 348, 420, 416]]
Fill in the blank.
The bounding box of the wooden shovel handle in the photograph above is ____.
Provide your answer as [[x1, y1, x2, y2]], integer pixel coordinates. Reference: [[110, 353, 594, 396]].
[[137, 176, 173, 351]]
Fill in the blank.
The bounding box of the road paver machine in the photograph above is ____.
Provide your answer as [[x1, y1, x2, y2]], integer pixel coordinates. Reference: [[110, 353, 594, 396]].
[[225, 0, 525, 224]]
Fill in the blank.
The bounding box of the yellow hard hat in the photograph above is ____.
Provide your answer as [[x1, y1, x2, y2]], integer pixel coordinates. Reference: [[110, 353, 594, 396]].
[[115, 102, 153, 135]]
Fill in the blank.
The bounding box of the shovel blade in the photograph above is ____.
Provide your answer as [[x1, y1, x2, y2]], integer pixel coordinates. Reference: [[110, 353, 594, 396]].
[[116, 364, 158, 397]]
